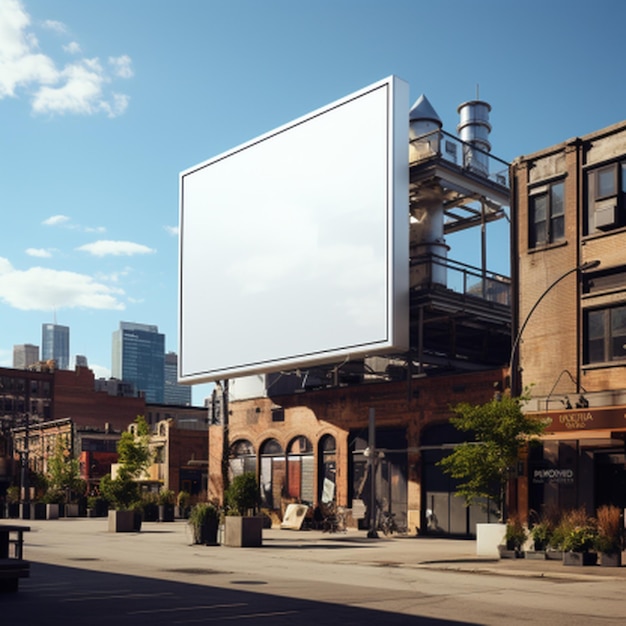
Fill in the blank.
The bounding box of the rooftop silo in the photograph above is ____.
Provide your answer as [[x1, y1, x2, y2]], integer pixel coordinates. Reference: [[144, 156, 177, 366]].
[[457, 99, 492, 176]]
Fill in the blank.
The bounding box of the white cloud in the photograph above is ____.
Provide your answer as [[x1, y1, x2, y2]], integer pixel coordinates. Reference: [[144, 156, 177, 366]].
[[164, 225, 179, 236], [41, 19, 66, 34], [43, 214, 70, 226], [26, 247, 52, 258], [63, 41, 81, 55], [0, 257, 125, 311], [0, 0, 132, 117], [109, 54, 133, 79], [77, 240, 156, 257]]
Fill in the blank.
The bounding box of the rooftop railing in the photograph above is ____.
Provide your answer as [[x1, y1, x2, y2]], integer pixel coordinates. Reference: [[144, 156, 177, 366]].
[[411, 253, 511, 306], [409, 129, 510, 189]]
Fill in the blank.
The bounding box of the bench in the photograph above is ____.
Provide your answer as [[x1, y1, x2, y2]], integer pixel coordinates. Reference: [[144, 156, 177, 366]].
[[0, 559, 30, 592], [0, 524, 30, 593]]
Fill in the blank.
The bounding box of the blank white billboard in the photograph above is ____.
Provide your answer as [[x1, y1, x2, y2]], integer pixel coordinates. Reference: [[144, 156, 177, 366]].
[[179, 75, 409, 383]]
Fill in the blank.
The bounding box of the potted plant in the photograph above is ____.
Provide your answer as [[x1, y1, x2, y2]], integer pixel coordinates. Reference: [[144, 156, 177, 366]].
[[500, 514, 527, 558], [6, 486, 20, 518], [223, 472, 263, 547], [142, 492, 159, 522], [158, 489, 176, 522], [526, 520, 552, 559], [176, 491, 191, 519], [559, 508, 598, 566], [102, 416, 153, 533], [594, 504, 623, 567], [188, 502, 220, 545]]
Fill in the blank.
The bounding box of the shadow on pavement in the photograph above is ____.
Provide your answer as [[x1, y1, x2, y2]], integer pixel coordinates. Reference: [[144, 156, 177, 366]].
[[1, 561, 479, 626]]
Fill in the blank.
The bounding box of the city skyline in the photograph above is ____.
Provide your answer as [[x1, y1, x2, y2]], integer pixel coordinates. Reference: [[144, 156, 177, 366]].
[[2, 0, 626, 406]]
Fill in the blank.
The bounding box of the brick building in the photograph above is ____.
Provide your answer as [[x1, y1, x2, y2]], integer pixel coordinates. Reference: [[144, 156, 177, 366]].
[[1, 365, 208, 499], [510, 119, 626, 519], [207, 95, 513, 537]]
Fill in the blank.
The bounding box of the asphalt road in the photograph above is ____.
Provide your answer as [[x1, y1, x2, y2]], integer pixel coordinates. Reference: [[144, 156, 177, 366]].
[[3, 519, 626, 625]]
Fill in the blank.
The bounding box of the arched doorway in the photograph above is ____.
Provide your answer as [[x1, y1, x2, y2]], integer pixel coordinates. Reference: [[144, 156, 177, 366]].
[[286, 436, 314, 503], [229, 439, 256, 479], [260, 438, 285, 509], [318, 434, 337, 503]]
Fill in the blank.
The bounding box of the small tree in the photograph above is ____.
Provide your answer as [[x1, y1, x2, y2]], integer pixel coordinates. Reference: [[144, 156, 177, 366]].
[[438, 391, 545, 521], [100, 415, 153, 510], [46, 435, 84, 503], [225, 472, 260, 516]]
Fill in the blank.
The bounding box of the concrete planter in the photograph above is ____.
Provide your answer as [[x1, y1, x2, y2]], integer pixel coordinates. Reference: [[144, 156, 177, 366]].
[[65, 503, 80, 517], [563, 551, 597, 566], [599, 552, 621, 567], [46, 504, 60, 520], [223, 516, 263, 547], [476, 523, 506, 558], [108, 510, 136, 533], [30, 502, 46, 520], [158, 504, 175, 523]]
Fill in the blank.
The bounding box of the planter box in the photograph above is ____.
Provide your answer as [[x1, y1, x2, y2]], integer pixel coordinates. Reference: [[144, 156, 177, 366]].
[[65, 503, 80, 518], [600, 552, 621, 567], [563, 551, 598, 566], [546, 550, 564, 560], [192, 518, 219, 545], [476, 523, 506, 558], [525, 550, 548, 560], [498, 546, 524, 559], [30, 502, 46, 520], [223, 516, 263, 547], [158, 504, 175, 523], [108, 510, 136, 533], [46, 504, 60, 520]]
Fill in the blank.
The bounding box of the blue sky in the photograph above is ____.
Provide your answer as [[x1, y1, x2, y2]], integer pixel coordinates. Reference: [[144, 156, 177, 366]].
[[1, 0, 625, 405]]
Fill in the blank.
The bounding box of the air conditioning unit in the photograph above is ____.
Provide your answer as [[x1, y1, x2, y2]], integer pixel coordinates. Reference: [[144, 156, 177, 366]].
[[594, 198, 618, 230]]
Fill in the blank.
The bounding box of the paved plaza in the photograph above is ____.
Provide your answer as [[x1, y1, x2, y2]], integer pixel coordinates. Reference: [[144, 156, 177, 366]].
[[3, 518, 626, 625]]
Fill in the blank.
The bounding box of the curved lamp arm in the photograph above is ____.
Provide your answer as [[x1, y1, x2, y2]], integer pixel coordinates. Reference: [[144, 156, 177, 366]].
[[509, 259, 600, 391]]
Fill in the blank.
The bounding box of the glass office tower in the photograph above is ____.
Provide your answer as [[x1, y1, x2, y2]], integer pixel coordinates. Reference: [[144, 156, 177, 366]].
[[42, 324, 70, 370], [112, 322, 165, 404]]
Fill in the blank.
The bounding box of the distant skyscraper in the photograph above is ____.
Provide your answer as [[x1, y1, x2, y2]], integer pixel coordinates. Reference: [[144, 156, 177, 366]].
[[42, 323, 69, 370], [164, 352, 192, 406], [13, 344, 39, 369], [112, 322, 165, 404]]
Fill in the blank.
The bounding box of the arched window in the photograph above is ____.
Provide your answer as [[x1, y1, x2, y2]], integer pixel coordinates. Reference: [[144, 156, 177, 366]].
[[318, 435, 337, 503], [229, 439, 256, 478], [286, 436, 314, 503], [260, 438, 285, 509]]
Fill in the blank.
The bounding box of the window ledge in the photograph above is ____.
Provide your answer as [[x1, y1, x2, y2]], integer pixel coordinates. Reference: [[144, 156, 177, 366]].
[[583, 225, 626, 241], [528, 239, 568, 254], [582, 361, 626, 372]]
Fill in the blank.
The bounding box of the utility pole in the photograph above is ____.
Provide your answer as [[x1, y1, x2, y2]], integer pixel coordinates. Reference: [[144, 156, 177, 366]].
[[366, 407, 378, 538]]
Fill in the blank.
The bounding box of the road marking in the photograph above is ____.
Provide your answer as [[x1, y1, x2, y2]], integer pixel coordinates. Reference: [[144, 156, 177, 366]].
[[128, 603, 247, 615]]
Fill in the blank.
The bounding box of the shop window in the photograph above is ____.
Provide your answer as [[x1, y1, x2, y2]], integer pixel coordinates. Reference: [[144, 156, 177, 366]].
[[529, 181, 565, 248], [260, 438, 285, 509], [586, 162, 626, 234], [585, 304, 626, 364], [319, 435, 337, 503], [286, 436, 314, 503]]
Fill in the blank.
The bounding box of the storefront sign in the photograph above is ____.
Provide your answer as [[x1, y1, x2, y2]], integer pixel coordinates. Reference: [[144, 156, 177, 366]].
[[532, 468, 575, 484], [530, 405, 626, 433]]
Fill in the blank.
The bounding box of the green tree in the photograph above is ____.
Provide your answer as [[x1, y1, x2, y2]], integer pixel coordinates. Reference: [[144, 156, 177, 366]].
[[100, 415, 153, 510], [438, 391, 545, 520], [46, 435, 84, 503]]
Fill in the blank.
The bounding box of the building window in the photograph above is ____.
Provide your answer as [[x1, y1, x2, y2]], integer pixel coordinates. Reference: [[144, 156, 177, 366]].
[[529, 181, 565, 247], [585, 305, 626, 364], [586, 162, 626, 233]]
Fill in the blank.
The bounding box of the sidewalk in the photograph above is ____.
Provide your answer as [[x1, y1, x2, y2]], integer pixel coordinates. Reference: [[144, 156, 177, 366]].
[[16, 517, 626, 583]]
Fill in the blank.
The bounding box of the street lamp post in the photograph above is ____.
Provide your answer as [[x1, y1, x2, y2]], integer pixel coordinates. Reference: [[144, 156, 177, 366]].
[[509, 259, 600, 395]]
